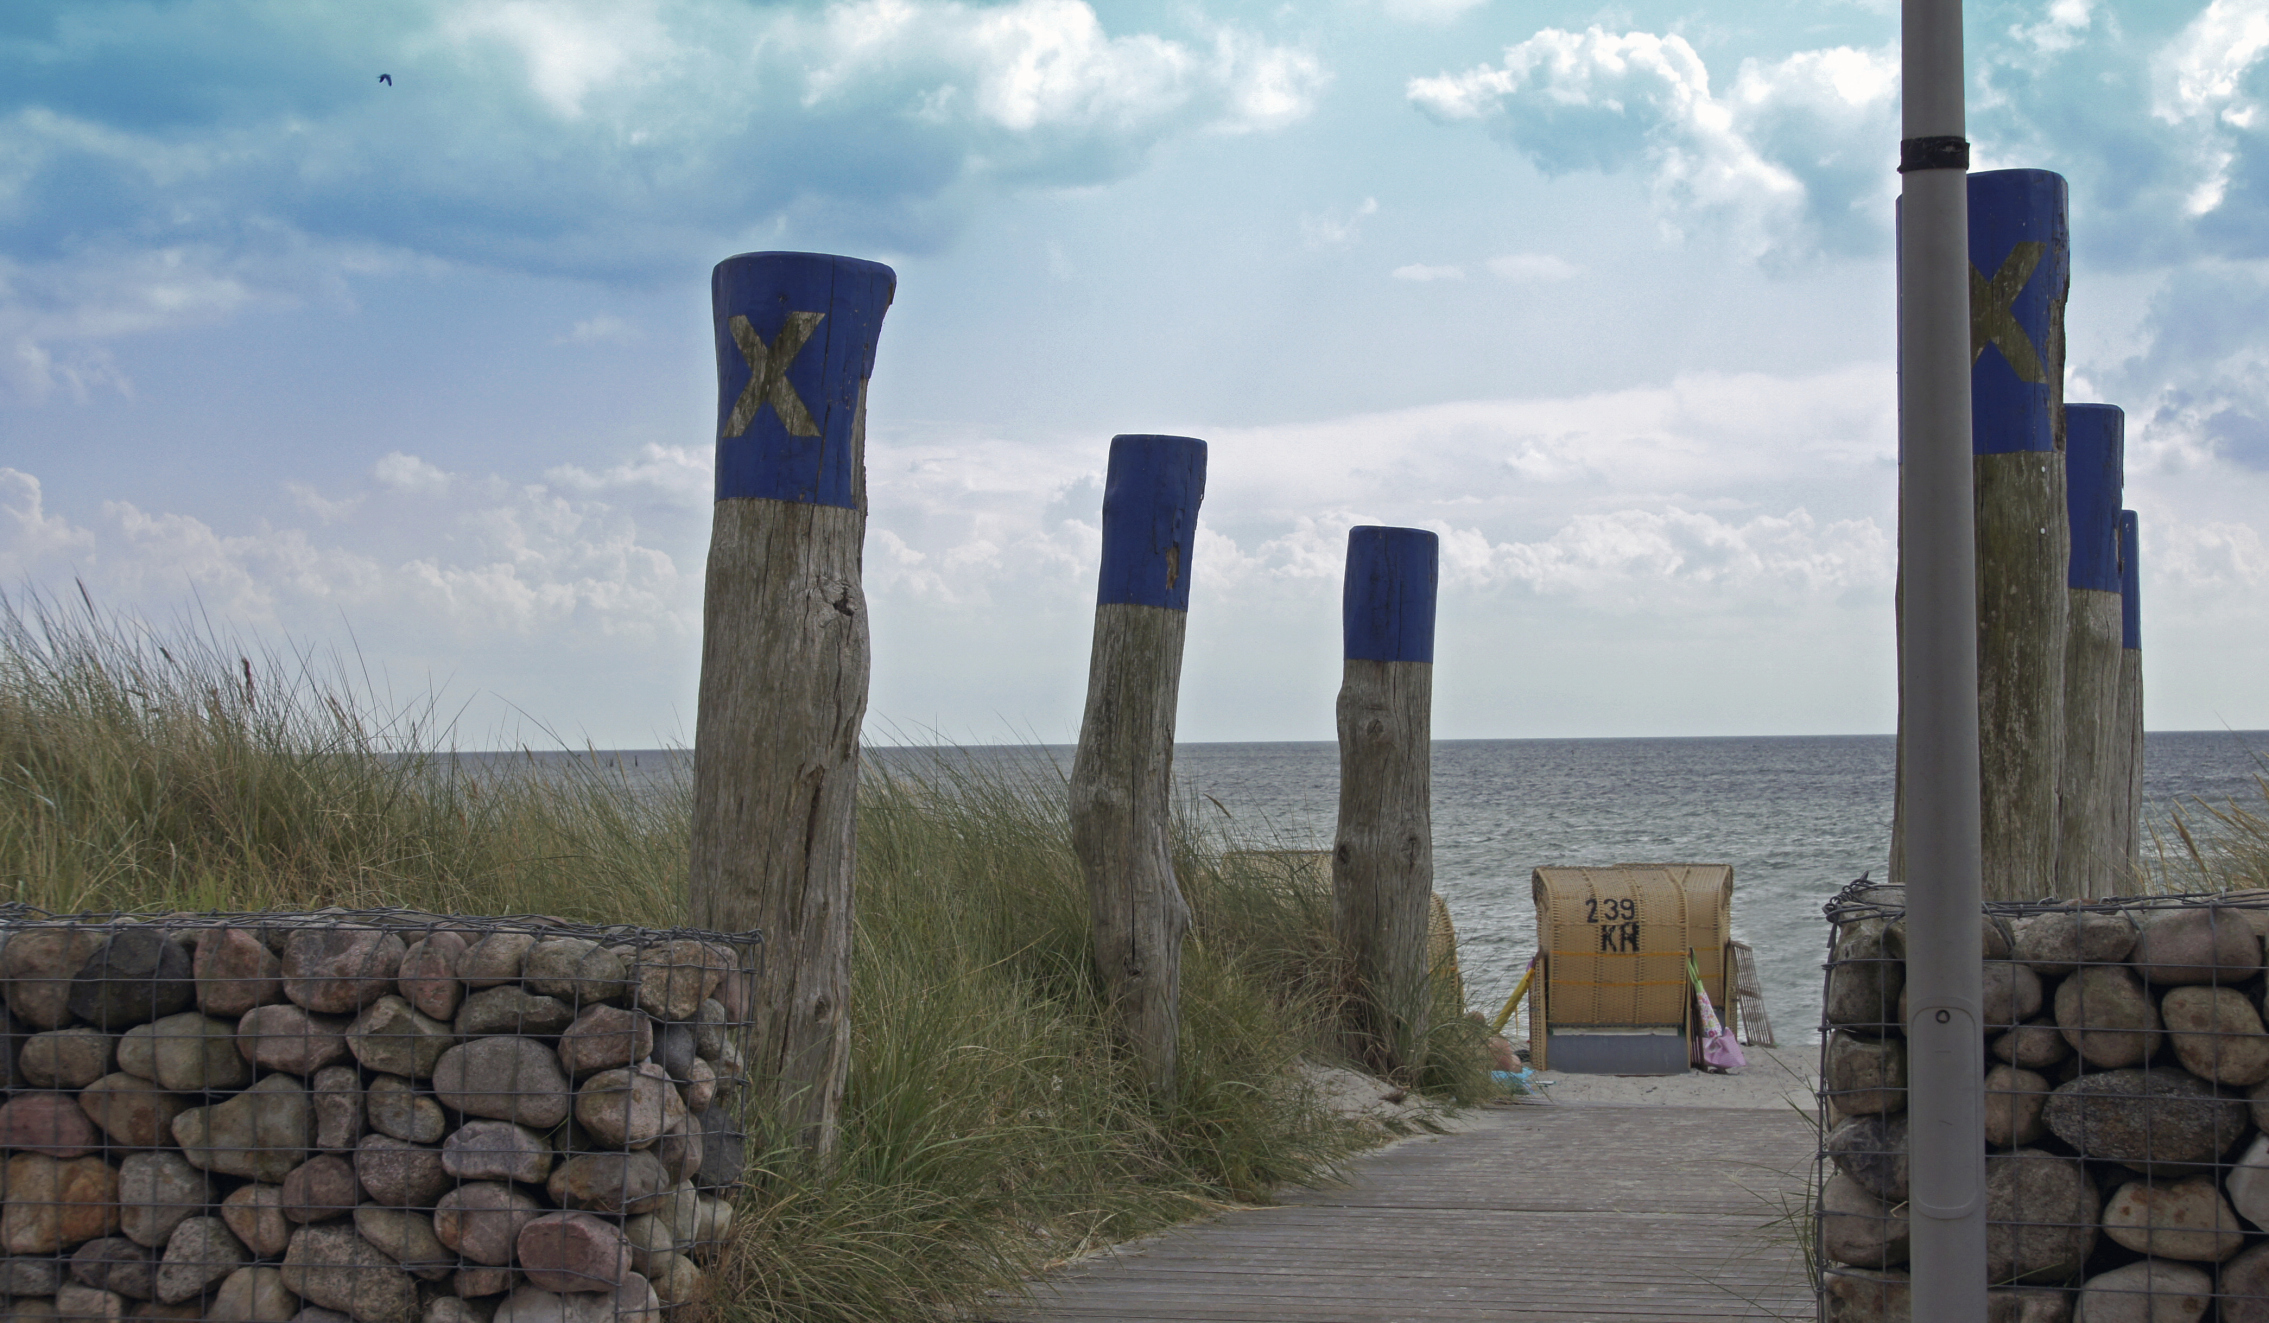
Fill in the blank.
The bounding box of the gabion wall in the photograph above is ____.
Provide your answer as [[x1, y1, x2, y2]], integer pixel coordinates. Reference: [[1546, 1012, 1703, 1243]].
[[1817, 882, 2269, 1323], [0, 907, 759, 1323]]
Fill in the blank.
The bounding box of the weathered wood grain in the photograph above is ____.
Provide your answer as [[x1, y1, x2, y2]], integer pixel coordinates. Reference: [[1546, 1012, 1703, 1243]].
[[1071, 435, 1205, 1099], [1335, 527, 1438, 1076], [1335, 658, 1434, 1075], [690, 251, 893, 1158], [1895, 171, 2072, 903], [998, 1104, 1814, 1322], [2057, 405, 2127, 898], [1071, 602, 1193, 1098], [1974, 448, 2069, 902], [689, 493, 866, 1155], [2057, 588, 2125, 897], [2118, 648, 2143, 870], [2117, 508, 2144, 871]]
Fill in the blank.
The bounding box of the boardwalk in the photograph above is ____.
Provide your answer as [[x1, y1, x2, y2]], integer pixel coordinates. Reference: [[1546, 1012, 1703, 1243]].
[[999, 1101, 1817, 1323]]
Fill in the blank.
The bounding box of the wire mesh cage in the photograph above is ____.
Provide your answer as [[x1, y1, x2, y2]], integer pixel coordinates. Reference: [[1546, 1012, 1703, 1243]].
[[1815, 880, 2269, 1322], [0, 904, 761, 1322]]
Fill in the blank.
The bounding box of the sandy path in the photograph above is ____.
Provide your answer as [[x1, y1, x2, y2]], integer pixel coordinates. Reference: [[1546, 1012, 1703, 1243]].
[[1523, 1042, 1820, 1111]]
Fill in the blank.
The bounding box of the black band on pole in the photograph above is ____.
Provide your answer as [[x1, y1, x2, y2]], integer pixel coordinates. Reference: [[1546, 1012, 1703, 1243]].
[[1899, 135, 1971, 173]]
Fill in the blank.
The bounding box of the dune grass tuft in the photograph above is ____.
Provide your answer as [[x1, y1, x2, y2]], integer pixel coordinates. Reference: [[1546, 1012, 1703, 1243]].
[[1, 589, 1487, 1320], [2155, 786, 2269, 896]]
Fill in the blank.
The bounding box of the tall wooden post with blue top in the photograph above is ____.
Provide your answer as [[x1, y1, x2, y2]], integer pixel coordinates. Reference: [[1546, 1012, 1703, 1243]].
[[689, 250, 894, 1156], [1334, 526, 1438, 1076], [2057, 404, 2125, 897], [1070, 435, 1207, 1098], [2118, 509, 2144, 872], [1968, 168, 2070, 901]]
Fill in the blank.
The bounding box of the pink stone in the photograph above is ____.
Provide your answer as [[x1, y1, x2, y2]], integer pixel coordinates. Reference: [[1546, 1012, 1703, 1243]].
[[2, 1153, 121, 1253], [219, 1184, 292, 1258], [557, 1006, 653, 1077], [77, 1074, 188, 1150], [434, 1182, 545, 1267], [0, 1091, 102, 1157], [3, 926, 107, 1029], [456, 1265, 519, 1298], [281, 929, 405, 1014], [574, 1064, 684, 1149], [193, 929, 283, 1018], [236, 1004, 352, 1076], [629, 941, 722, 1023], [516, 1212, 633, 1293], [442, 1121, 552, 1185], [397, 932, 467, 1021], [458, 933, 537, 989], [353, 1134, 448, 1208], [432, 1037, 571, 1127], [280, 1155, 360, 1224]]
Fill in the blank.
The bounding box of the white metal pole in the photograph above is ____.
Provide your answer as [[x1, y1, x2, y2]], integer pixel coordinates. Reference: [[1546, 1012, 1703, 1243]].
[[1898, 0, 1987, 1317]]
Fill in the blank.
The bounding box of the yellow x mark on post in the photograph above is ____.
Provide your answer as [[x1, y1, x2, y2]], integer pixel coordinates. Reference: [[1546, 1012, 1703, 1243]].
[[724, 311, 826, 438], [1970, 241, 2048, 384]]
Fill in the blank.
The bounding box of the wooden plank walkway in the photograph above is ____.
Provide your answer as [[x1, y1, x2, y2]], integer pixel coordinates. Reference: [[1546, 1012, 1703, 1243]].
[[993, 1102, 1818, 1322]]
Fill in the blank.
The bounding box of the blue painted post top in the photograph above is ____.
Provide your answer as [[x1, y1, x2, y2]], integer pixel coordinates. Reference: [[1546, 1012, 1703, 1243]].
[[2066, 404, 2125, 592], [2120, 510, 2141, 651], [1343, 527, 1438, 664], [1096, 435, 1208, 611], [1969, 169, 2069, 456], [710, 251, 896, 507]]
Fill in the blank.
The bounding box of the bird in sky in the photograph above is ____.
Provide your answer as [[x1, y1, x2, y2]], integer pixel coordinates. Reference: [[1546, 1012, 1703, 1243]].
[[379, 73, 392, 86]]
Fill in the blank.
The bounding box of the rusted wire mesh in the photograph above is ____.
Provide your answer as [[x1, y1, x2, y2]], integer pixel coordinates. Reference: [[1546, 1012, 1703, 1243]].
[[1816, 880, 2269, 1322], [0, 904, 760, 1322]]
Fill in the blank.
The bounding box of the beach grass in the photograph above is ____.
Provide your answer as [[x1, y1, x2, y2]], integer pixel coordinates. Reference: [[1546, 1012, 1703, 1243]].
[[2152, 761, 2269, 896], [1, 589, 1486, 1320]]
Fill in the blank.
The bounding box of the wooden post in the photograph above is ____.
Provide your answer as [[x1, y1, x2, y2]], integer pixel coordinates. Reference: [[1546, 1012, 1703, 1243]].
[[2117, 509, 2144, 874], [688, 251, 894, 1157], [1891, 171, 2075, 900], [1069, 435, 1207, 1099], [1334, 526, 1438, 1077], [1969, 168, 2070, 902], [2056, 404, 2125, 897]]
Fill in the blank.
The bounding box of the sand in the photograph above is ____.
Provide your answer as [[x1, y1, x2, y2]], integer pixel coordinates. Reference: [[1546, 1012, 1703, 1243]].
[[1519, 1042, 1819, 1111]]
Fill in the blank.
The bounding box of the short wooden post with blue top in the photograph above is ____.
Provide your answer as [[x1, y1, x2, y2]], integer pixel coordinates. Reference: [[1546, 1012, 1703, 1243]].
[[2118, 509, 2144, 871], [689, 250, 893, 1157], [1069, 435, 1207, 1098], [2057, 404, 2126, 897], [1334, 526, 1438, 1075]]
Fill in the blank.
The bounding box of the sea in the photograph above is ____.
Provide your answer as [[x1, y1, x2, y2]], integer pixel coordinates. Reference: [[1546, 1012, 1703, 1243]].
[[504, 731, 2268, 1045]]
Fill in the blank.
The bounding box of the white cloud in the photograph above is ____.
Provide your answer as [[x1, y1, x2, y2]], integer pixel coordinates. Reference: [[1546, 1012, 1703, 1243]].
[[797, 0, 1272, 134], [443, 0, 670, 120], [1379, 0, 1489, 24], [1300, 196, 1379, 250], [545, 444, 712, 506], [0, 469, 96, 574], [1391, 263, 1465, 281], [0, 450, 706, 740], [859, 365, 1901, 615], [373, 453, 453, 495], [559, 315, 639, 345], [2012, 0, 2094, 55], [2152, 0, 2269, 215], [1409, 27, 1898, 260], [1485, 253, 1579, 281], [0, 0, 1327, 382], [2153, 519, 2269, 590]]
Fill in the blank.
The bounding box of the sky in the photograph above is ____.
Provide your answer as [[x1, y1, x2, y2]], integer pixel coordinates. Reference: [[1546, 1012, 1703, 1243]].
[[4, 0, 2268, 748]]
